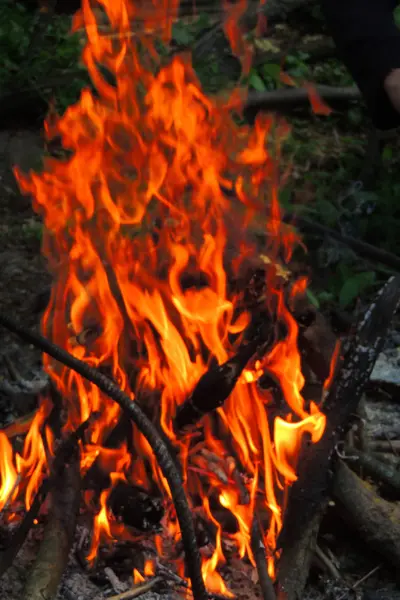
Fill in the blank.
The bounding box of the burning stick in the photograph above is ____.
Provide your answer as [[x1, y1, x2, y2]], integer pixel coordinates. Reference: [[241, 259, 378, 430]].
[[0, 313, 208, 600], [22, 448, 81, 600], [174, 326, 272, 434], [276, 275, 400, 600], [0, 417, 91, 579]]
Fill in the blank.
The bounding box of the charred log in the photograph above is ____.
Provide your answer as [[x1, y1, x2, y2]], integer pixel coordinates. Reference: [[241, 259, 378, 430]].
[[276, 275, 400, 600], [174, 325, 273, 433], [108, 481, 164, 532]]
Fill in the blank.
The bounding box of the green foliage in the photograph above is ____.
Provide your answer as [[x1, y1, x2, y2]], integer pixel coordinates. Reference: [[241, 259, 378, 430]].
[[394, 5, 400, 29], [338, 270, 376, 308], [0, 0, 89, 113], [1, 5, 398, 311]]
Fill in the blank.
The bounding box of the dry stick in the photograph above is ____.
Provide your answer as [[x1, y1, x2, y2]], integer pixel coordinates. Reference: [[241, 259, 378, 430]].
[[0, 417, 91, 579], [370, 440, 400, 453], [314, 545, 341, 580], [251, 517, 277, 600], [226, 459, 276, 600], [336, 563, 382, 600], [251, 38, 336, 69], [276, 275, 400, 600], [251, 216, 400, 274], [288, 216, 400, 274], [333, 461, 400, 569], [244, 86, 360, 111], [343, 446, 400, 493], [106, 576, 162, 600], [22, 446, 81, 600], [0, 314, 207, 600]]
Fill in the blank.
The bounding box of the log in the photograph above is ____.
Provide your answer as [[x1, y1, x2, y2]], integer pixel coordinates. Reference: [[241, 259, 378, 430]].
[[108, 481, 164, 532], [0, 417, 90, 579], [244, 85, 360, 112], [22, 442, 81, 600], [333, 460, 400, 569], [173, 323, 273, 433], [276, 275, 400, 600]]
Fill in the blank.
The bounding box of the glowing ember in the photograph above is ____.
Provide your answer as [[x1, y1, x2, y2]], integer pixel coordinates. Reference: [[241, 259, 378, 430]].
[[1, 0, 328, 594]]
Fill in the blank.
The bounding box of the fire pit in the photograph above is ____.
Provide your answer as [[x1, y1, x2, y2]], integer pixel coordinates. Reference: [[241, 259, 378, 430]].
[[0, 2, 399, 600]]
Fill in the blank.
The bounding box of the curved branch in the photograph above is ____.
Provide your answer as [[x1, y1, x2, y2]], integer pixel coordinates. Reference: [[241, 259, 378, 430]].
[[0, 313, 207, 600]]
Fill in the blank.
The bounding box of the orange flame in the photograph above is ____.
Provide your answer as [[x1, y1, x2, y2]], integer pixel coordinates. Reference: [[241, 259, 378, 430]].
[[5, 0, 329, 593]]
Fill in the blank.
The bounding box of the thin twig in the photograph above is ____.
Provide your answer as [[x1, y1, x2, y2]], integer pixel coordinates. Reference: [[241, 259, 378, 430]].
[[244, 86, 360, 111], [369, 440, 400, 453], [336, 564, 382, 600], [105, 577, 162, 600], [314, 545, 341, 580], [288, 215, 400, 273]]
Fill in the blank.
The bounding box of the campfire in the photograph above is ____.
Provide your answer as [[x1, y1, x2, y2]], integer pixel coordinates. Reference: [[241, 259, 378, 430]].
[[0, 2, 399, 600]]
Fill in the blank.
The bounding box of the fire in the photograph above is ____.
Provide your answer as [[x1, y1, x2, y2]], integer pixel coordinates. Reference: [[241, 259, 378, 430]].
[[0, 433, 19, 512], [2, 0, 329, 594]]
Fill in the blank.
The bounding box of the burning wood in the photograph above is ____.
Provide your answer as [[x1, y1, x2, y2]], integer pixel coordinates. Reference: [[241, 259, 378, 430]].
[[108, 481, 164, 532], [0, 1, 399, 599], [174, 324, 273, 434], [22, 447, 81, 600], [276, 275, 400, 600]]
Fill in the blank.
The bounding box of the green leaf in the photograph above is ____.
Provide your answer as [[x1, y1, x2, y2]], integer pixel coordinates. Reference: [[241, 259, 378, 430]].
[[248, 71, 266, 91], [339, 271, 376, 308], [394, 5, 400, 29], [306, 288, 320, 309], [261, 62, 280, 81], [382, 145, 393, 162], [317, 291, 335, 305], [172, 23, 194, 46]]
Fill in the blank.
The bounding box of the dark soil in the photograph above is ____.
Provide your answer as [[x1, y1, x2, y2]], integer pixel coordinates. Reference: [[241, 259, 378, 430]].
[[0, 128, 50, 403]]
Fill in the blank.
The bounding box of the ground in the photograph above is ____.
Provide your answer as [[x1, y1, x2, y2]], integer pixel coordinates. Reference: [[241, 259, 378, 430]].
[[0, 130, 50, 404]]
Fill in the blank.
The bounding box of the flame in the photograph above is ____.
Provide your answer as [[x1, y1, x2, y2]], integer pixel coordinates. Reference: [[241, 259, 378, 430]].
[[5, 0, 329, 593], [133, 569, 145, 584], [0, 433, 19, 512]]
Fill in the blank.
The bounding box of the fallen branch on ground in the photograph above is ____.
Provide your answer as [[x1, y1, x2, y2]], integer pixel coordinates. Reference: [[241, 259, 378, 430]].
[[333, 460, 400, 568], [106, 576, 162, 600], [288, 216, 400, 273], [252, 37, 336, 69], [343, 446, 400, 493], [244, 85, 360, 112], [249, 215, 400, 273], [276, 275, 400, 600]]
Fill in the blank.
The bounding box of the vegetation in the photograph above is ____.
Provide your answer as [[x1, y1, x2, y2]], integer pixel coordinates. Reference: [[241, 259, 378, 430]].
[[1, 1, 399, 312]]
